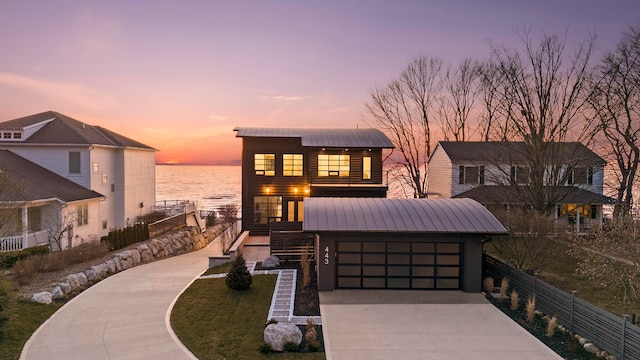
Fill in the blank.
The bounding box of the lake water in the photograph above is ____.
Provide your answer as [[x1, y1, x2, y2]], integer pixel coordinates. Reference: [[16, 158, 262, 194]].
[[155, 164, 407, 213], [155, 165, 241, 212]]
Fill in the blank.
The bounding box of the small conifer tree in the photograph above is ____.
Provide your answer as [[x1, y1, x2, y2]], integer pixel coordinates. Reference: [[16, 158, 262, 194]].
[[226, 250, 252, 290]]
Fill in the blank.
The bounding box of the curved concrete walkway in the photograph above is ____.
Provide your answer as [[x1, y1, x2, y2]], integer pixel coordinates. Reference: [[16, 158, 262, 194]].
[[21, 239, 223, 360]]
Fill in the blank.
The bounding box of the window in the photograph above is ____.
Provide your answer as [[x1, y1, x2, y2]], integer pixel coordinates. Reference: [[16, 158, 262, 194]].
[[111, 183, 115, 192], [510, 166, 530, 184], [253, 196, 282, 224], [254, 154, 275, 176], [363, 157, 371, 180], [459, 166, 480, 184], [298, 200, 304, 222], [69, 151, 81, 174], [569, 166, 594, 185], [93, 162, 99, 173], [283, 154, 303, 176], [288, 201, 296, 222], [28, 207, 42, 232], [77, 204, 88, 226], [2, 132, 10, 139], [102, 221, 108, 230], [102, 173, 108, 184], [13, 132, 21, 139], [318, 154, 350, 177]]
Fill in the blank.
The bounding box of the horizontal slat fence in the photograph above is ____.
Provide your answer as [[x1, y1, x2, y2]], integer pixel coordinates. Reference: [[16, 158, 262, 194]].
[[484, 254, 640, 360]]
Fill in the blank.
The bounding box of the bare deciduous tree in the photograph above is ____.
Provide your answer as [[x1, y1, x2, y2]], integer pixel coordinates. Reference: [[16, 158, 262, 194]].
[[44, 205, 77, 251], [0, 172, 27, 247], [480, 29, 598, 214], [437, 58, 481, 141], [589, 25, 640, 219], [365, 56, 443, 198]]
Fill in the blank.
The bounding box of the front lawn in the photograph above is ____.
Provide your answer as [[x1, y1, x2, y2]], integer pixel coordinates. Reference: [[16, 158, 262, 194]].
[[170, 275, 325, 360], [0, 279, 61, 360]]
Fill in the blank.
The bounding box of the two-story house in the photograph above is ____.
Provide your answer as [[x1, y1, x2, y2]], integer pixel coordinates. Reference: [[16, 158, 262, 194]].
[[234, 127, 394, 235], [0, 111, 156, 247], [428, 141, 613, 232]]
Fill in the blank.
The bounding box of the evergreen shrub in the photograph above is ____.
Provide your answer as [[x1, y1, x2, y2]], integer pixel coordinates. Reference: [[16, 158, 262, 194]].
[[225, 251, 252, 290]]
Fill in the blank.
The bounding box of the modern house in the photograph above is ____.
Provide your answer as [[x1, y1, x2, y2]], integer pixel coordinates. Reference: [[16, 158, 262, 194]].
[[304, 197, 507, 292], [234, 127, 394, 235], [427, 141, 613, 232], [0, 150, 104, 251], [0, 111, 156, 249]]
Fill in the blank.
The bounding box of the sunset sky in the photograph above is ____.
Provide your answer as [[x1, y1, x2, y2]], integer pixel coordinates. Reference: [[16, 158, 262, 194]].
[[1, 1, 639, 165]]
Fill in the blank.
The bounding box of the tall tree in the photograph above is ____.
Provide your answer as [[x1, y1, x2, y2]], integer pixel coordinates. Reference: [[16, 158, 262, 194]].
[[589, 25, 640, 219], [365, 56, 443, 198], [437, 58, 481, 141], [480, 30, 598, 214]]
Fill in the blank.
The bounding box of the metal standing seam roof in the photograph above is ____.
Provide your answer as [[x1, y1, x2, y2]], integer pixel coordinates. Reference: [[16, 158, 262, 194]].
[[303, 197, 508, 234], [233, 127, 394, 148]]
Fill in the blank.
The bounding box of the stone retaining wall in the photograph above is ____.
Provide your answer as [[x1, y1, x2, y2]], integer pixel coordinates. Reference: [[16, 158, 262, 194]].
[[30, 225, 224, 304]]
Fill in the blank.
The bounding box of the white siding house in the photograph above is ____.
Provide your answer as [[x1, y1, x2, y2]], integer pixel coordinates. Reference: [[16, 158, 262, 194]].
[[0, 111, 156, 243], [427, 141, 613, 232]]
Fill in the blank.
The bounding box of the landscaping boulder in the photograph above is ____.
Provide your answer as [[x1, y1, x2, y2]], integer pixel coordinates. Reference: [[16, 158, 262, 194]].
[[50, 285, 65, 300], [31, 291, 53, 304], [264, 323, 302, 352], [85, 269, 97, 282], [65, 274, 80, 289], [262, 256, 280, 269], [77, 272, 88, 286], [57, 282, 72, 294]]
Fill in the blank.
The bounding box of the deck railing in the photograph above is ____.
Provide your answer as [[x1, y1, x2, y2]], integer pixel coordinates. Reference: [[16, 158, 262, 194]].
[[0, 235, 24, 252]]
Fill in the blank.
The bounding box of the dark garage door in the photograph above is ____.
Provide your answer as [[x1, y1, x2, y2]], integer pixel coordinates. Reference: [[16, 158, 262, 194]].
[[336, 241, 462, 289]]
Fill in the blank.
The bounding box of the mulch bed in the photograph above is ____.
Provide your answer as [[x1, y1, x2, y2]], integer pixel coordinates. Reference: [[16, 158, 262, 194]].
[[487, 295, 598, 359]]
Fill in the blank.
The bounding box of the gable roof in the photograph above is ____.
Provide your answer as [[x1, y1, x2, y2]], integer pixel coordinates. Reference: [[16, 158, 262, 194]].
[[453, 185, 615, 205], [0, 150, 104, 203], [234, 127, 394, 148], [435, 141, 605, 165], [303, 197, 507, 234], [0, 111, 155, 150]]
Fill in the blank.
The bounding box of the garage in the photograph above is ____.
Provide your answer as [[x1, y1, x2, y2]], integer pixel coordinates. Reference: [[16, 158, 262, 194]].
[[336, 240, 461, 289], [304, 197, 507, 292]]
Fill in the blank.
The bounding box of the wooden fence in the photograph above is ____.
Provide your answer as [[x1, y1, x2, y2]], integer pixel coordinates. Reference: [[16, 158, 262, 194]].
[[484, 254, 640, 360]]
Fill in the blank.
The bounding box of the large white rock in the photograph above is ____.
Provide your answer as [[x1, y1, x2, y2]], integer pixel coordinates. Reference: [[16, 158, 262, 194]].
[[77, 272, 88, 286], [31, 291, 53, 304], [264, 323, 302, 352], [262, 256, 280, 269], [50, 285, 64, 300], [65, 274, 80, 289]]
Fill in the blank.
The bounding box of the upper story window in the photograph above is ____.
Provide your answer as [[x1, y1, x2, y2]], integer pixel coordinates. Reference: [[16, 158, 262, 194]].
[[318, 154, 350, 177], [363, 157, 371, 180], [2, 131, 23, 141], [254, 154, 275, 176], [77, 204, 88, 226], [2, 132, 10, 139], [283, 154, 303, 176], [569, 166, 594, 185], [510, 166, 530, 184], [459, 166, 484, 184], [69, 151, 81, 174], [93, 162, 99, 173], [13, 132, 21, 139]]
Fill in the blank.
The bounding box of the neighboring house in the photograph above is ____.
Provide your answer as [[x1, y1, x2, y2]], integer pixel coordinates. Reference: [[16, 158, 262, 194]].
[[0, 150, 104, 251], [234, 127, 394, 235], [0, 111, 156, 241], [427, 141, 613, 232], [304, 197, 507, 291]]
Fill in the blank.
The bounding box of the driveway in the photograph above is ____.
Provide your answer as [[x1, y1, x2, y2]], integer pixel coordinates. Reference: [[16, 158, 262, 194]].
[[21, 239, 222, 360], [320, 290, 563, 360]]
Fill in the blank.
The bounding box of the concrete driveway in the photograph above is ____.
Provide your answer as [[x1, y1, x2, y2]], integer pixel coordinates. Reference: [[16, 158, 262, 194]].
[[20, 239, 222, 360], [320, 290, 563, 360]]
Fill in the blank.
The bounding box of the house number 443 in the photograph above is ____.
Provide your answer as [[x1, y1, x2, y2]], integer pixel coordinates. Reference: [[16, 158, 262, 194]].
[[324, 247, 330, 265]]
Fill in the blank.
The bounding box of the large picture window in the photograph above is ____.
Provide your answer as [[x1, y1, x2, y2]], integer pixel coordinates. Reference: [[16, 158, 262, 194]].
[[254, 154, 275, 176], [459, 166, 483, 184], [283, 154, 303, 176], [318, 154, 350, 177], [510, 166, 530, 184], [253, 196, 282, 224]]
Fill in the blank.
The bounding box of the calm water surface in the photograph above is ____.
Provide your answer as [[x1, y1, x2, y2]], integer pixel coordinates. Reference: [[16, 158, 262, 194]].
[[156, 165, 241, 211]]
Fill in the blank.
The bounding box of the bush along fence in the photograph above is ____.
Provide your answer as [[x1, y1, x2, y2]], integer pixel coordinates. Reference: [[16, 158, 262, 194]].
[[103, 223, 150, 251], [484, 254, 640, 360]]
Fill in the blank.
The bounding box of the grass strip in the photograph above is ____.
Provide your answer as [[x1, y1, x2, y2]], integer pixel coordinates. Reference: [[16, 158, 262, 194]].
[[0, 295, 62, 360], [170, 275, 324, 360]]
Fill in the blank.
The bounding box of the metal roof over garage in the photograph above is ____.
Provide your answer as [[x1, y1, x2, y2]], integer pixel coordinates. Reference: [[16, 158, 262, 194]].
[[233, 127, 394, 148], [303, 198, 508, 234]]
